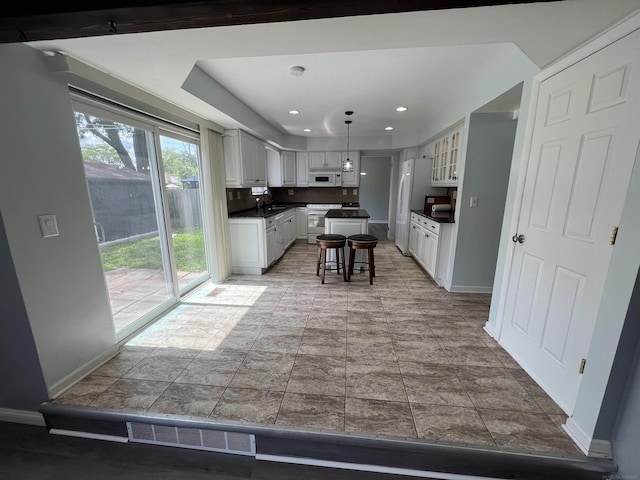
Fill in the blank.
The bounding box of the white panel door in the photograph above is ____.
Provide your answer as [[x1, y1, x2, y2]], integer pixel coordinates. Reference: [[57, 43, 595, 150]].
[[500, 29, 640, 414]]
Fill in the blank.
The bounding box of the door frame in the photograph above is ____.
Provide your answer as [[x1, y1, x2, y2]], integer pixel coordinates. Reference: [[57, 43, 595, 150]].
[[492, 11, 640, 457]]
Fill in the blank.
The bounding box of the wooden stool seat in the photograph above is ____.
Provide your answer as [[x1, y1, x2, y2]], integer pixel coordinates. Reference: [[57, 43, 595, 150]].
[[315, 234, 347, 284], [347, 234, 378, 284]]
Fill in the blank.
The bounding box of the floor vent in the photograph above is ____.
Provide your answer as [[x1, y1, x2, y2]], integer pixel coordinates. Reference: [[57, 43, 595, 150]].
[[127, 422, 256, 456]]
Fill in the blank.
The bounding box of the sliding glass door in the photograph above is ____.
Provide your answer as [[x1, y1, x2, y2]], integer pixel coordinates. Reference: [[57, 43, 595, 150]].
[[72, 96, 208, 339], [158, 134, 208, 294]]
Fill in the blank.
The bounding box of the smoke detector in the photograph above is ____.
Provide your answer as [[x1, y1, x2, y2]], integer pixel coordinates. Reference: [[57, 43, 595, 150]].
[[289, 65, 305, 77]]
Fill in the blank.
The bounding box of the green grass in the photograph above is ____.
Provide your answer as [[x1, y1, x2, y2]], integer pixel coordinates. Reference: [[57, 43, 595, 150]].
[[100, 229, 206, 271]]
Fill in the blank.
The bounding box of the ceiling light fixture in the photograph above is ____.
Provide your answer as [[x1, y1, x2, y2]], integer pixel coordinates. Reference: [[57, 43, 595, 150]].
[[395, 106, 408, 112], [385, 126, 394, 131], [343, 111, 354, 173], [288, 110, 299, 115], [289, 65, 305, 77], [303, 128, 311, 132]]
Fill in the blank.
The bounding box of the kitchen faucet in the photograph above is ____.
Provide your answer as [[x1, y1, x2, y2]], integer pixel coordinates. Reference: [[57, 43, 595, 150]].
[[262, 188, 272, 208]]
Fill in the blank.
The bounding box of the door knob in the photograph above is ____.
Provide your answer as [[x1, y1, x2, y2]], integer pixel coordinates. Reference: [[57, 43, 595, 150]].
[[512, 233, 525, 244]]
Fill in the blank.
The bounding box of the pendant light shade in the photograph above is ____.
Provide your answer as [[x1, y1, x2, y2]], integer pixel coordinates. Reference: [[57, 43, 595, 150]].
[[343, 111, 354, 172]]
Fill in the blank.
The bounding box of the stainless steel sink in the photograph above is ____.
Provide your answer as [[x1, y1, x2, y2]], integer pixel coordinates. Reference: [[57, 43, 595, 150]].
[[266, 205, 287, 211]]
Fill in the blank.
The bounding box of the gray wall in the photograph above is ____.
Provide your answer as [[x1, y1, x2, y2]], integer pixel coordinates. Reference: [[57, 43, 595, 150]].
[[359, 157, 392, 223], [0, 213, 49, 411], [451, 113, 517, 289], [0, 44, 117, 397]]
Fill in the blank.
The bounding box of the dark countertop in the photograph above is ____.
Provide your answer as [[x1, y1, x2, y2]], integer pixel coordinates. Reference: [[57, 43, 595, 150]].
[[229, 203, 303, 219], [325, 209, 370, 219], [411, 209, 455, 223]]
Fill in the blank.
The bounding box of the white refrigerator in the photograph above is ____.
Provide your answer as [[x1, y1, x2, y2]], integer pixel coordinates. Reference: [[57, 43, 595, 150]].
[[395, 156, 436, 255]]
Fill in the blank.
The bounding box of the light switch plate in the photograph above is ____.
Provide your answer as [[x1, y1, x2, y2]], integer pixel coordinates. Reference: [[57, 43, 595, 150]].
[[353, 189, 358, 195], [470, 196, 478, 208], [288, 189, 294, 195], [227, 191, 233, 201], [38, 214, 59, 237]]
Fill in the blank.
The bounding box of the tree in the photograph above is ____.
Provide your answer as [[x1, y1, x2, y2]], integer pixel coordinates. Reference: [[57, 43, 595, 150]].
[[162, 147, 198, 180], [75, 113, 150, 173]]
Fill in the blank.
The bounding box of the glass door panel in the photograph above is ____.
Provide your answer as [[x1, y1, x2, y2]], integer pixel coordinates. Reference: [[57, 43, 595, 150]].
[[158, 134, 208, 293], [74, 110, 175, 335]]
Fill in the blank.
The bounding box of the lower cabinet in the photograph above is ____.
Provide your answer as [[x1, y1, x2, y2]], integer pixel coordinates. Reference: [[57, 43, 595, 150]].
[[275, 214, 285, 260], [409, 212, 452, 286], [265, 224, 276, 267], [228, 208, 297, 274]]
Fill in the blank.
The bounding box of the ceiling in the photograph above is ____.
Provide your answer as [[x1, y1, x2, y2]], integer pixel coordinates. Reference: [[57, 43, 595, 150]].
[[25, 0, 640, 145]]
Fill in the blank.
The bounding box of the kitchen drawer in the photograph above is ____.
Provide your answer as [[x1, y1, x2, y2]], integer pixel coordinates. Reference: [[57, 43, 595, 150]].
[[418, 216, 441, 235], [411, 212, 421, 223]]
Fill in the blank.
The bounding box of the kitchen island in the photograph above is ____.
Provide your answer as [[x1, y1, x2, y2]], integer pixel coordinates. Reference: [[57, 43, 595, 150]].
[[324, 208, 370, 235], [324, 209, 370, 265]]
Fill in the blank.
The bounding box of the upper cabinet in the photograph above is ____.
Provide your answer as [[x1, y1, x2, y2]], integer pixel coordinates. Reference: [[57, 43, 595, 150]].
[[223, 129, 267, 187], [431, 123, 463, 187], [267, 149, 296, 187], [296, 152, 309, 186]]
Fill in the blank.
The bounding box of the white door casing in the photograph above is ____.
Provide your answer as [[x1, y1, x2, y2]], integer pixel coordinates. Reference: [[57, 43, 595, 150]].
[[499, 28, 640, 415]]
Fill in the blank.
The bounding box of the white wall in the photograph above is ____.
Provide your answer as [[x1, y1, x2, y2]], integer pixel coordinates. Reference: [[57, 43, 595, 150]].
[[0, 44, 117, 397]]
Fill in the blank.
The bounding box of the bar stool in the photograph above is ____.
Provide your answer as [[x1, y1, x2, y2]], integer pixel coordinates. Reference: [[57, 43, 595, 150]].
[[346, 234, 378, 285], [315, 234, 347, 284]]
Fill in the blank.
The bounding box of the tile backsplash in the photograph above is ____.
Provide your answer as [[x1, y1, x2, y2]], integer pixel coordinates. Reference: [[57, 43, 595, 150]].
[[226, 187, 359, 213]]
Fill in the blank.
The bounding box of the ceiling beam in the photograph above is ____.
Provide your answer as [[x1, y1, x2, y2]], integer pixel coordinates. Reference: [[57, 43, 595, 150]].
[[0, 0, 554, 44]]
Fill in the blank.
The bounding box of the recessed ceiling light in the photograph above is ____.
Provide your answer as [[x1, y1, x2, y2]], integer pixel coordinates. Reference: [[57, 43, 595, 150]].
[[385, 126, 394, 131], [303, 128, 311, 132], [395, 106, 408, 112], [289, 110, 300, 115], [289, 65, 305, 77]]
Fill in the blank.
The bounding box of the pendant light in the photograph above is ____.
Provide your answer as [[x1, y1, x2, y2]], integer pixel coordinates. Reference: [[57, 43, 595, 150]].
[[343, 110, 354, 172]]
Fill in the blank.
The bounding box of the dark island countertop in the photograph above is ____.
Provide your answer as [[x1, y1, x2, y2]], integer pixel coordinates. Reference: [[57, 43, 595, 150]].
[[411, 209, 455, 223], [325, 209, 370, 219]]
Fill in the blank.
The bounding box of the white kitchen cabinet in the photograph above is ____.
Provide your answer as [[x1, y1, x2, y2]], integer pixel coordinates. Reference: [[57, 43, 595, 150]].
[[223, 129, 268, 187], [265, 224, 276, 267], [431, 123, 463, 187], [341, 151, 360, 187], [409, 211, 452, 286], [283, 211, 296, 248], [296, 152, 309, 186], [275, 214, 285, 260], [268, 150, 296, 187], [296, 207, 307, 239], [228, 217, 275, 274], [324, 151, 343, 169], [229, 208, 298, 274], [309, 151, 327, 170]]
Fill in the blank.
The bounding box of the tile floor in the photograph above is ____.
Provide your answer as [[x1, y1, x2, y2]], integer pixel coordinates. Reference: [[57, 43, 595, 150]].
[[56, 235, 582, 457]]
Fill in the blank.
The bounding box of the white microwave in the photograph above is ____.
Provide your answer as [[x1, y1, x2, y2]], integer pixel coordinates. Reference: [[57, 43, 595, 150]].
[[308, 171, 342, 187]]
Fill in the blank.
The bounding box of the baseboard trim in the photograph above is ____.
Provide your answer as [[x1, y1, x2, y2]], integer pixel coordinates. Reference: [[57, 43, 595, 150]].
[[483, 322, 496, 338], [445, 285, 493, 294], [562, 418, 611, 458], [49, 428, 129, 443], [0, 408, 45, 426], [47, 345, 119, 399], [256, 454, 499, 480]]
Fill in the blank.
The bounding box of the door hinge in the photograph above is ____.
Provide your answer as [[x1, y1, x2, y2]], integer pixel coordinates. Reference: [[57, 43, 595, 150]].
[[610, 226, 618, 245], [579, 358, 587, 374]]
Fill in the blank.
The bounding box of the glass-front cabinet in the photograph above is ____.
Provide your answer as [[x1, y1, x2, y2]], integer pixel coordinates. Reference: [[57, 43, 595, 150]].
[[432, 123, 463, 187]]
